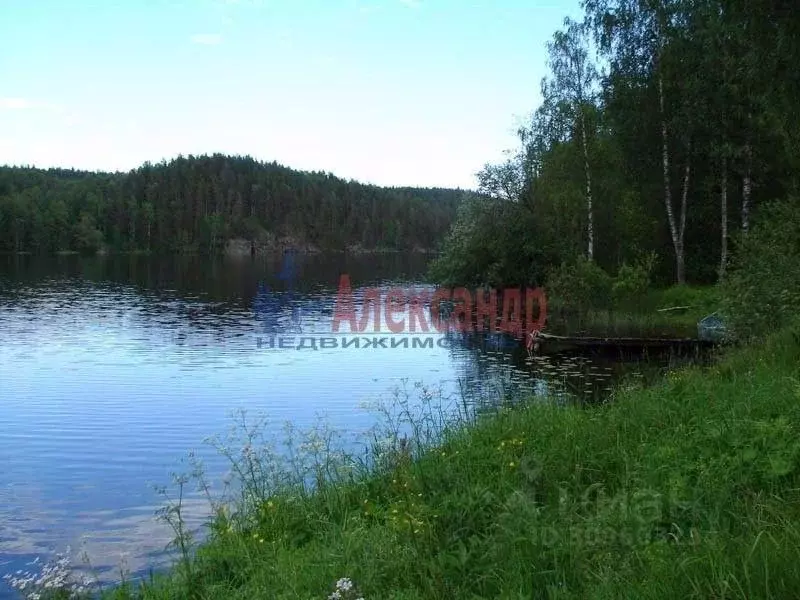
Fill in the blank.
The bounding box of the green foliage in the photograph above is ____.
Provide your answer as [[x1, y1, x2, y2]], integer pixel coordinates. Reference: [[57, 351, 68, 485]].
[[612, 251, 658, 306], [432, 0, 800, 290], [428, 197, 552, 288], [722, 197, 800, 340], [649, 285, 721, 314], [73, 212, 105, 253], [0, 158, 465, 254], [546, 256, 614, 313]]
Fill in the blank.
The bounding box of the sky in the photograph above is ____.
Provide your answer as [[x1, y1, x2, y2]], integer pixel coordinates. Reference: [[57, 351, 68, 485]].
[[0, 0, 583, 190]]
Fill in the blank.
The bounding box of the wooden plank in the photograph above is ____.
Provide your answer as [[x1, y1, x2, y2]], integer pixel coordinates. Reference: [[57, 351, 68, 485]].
[[656, 305, 691, 313], [529, 331, 717, 355]]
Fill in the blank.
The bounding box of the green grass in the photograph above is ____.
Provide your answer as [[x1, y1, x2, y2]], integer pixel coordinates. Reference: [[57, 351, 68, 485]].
[[637, 285, 722, 319], [547, 285, 723, 337], [82, 322, 800, 600]]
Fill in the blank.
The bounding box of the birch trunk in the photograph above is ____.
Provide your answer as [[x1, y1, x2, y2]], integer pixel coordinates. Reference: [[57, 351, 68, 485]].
[[742, 141, 752, 234], [659, 74, 685, 284], [580, 111, 594, 261], [677, 147, 690, 285], [720, 157, 728, 281]]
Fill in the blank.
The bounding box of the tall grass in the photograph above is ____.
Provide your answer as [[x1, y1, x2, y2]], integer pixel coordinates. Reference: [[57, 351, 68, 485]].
[[546, 285, 722, 337]]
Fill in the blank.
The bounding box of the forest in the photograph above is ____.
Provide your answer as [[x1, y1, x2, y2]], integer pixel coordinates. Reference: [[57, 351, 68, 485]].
[[430, 0, 800, 289], [0, 155, 467, 254]]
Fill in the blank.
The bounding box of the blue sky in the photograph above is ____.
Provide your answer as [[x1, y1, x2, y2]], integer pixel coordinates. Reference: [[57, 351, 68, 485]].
[[0, 0, 582, 189]]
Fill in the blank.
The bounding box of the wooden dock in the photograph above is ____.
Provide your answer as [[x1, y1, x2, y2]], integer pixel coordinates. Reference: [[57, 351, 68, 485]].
[[528, 331, 718, 355]]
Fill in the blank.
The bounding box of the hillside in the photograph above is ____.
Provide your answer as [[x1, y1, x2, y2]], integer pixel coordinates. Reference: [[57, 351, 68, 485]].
[[0, 155, 470, 254]]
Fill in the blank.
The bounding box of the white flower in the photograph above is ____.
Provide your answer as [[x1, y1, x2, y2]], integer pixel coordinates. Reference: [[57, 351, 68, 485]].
[[336, 577, 353, 592]]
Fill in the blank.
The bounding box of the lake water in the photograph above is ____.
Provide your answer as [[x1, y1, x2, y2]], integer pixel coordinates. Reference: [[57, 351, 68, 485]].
[[0, 252, 635, 597]]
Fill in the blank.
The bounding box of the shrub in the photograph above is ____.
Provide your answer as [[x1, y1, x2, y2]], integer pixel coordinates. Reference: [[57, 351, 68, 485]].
[[545, 256, 613, 313], [722, 197, 800, 340], [428, 198, 552, 288], [612, 251, 658, 307]]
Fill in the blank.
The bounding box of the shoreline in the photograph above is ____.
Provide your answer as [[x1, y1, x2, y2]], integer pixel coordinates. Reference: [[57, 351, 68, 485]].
[[0, 246, 441, 258], [38, 324, 794, 599]]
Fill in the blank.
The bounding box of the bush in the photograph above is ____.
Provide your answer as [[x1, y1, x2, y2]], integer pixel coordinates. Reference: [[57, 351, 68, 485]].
[[722, 197, 800, 340], [428, 198, 552, 288], [612, 251, 658, 307], [545, 256, 614, 313]]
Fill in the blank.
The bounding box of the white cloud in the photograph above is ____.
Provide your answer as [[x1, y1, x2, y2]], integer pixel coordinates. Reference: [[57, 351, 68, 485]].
[[0, 97, 64, 112], [0, 97, 31, 110], [190, 33, 223, 45]]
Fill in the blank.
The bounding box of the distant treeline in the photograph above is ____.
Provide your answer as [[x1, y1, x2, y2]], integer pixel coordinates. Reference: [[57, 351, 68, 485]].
[[0, 155, 470, 254]]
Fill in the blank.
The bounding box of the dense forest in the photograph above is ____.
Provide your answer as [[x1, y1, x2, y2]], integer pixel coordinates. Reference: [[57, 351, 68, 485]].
[[431, 0, 800, 288], [0, 155, 467, 254]]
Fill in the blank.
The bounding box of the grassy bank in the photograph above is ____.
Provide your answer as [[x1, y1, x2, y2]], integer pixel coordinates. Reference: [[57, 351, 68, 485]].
[[84, 322, 800, 600], [547, 285, 722, 337]]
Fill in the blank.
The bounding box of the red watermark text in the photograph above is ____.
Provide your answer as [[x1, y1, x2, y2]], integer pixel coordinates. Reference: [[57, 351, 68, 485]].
[[331, 275, 547, 338]]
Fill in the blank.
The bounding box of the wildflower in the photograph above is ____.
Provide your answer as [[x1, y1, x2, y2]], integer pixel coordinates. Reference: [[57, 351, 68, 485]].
[[267, 500, 274, 508], [336, 578, 354, 592], [509, 461, 516, 468]]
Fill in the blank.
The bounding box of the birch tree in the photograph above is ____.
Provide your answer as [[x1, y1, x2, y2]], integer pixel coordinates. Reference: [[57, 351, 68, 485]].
[[584, 0, 693, 283], [544, 18, 598, 260], [720, 156, 728, 280]]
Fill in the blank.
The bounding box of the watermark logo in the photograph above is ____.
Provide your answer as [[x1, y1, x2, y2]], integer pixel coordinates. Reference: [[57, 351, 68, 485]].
[[331, 275, 546, 337], [254, 269, 547, 351]]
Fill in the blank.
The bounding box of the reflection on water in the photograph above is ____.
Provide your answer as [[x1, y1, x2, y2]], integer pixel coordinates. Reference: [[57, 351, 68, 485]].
[[0, 253, 684, 597]]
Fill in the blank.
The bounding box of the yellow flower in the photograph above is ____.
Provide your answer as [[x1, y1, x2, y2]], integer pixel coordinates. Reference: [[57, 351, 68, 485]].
[[259, 538, 265, 543], [509, 461, 516, 468]]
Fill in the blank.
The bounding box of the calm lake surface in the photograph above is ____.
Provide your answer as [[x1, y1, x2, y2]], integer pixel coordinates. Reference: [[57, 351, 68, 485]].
[[0, 252, 640, 597]]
